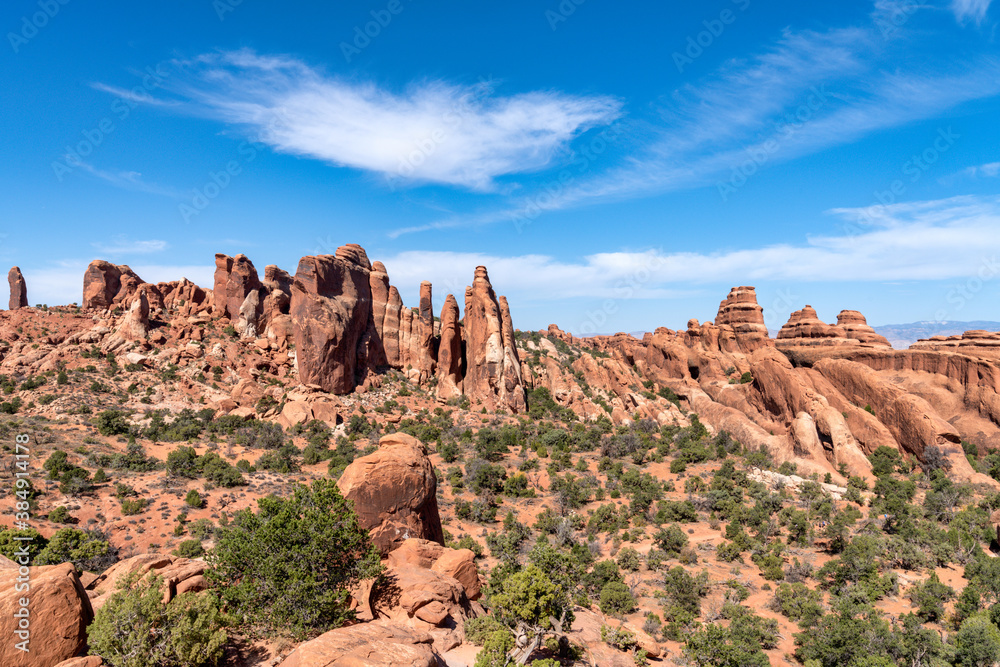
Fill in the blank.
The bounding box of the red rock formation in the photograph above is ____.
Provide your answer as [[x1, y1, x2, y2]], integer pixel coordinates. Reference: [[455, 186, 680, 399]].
[[7, 266, 27, 310], [383, 286, 403, 367], [776, 306, 848, 345], [417, 281, 437, 380], [837, 310, 891, 346], [277, 620, 439, 667], [159, 278, 209, 316], [291, 246, 374, 394], [225, 254, 262, 322], [715, 286, 772, 352], [212, 253, 233, 316], [336, 433, 444, 556], [0, 563, 93, 667], [435, 294, 463, 401], [463, 266, 525, 413], [83, 260, 124, 309]]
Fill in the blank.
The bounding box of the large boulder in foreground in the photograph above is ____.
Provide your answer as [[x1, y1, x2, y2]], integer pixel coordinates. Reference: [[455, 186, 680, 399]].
[[277, 619, 439, 667], [337, 433, 444, 556], [0, 563, 92, 667]]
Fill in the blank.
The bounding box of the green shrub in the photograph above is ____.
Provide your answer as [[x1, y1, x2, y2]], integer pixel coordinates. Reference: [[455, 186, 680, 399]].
[[600, 580, 636, 615], [207, 479, 382, 638], [174, 539, 205, 558], [48, 506, 72, 523], [185, 489, 204, 509], [87, 572, 225, 667]]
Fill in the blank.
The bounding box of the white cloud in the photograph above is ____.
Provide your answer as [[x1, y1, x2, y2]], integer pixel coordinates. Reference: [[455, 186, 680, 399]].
[[379, 195, 1000, 307], [73, 161, 181, 198], [92, 237, 169, 255], [952, 0, 993, 24], [392, 23, 1000, 236], [150, 49, 621, 190], [961, 161, 1000, 178]]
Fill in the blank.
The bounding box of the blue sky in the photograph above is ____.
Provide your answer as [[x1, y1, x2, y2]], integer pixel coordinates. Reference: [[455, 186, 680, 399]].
[[3, 0, 1000, 334]]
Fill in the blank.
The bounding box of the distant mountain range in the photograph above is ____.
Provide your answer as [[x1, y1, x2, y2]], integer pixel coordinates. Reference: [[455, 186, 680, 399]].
[[870, 321, 1000, 349]]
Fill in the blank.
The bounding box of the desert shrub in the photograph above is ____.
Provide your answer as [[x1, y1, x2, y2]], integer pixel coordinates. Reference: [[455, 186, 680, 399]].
[[48, 506, 72, 523], [654, 524, 688, 556], [600, 580, 636, 615], [207, 479, 382, 638], [87, 573, 225, 667], [185, 489, 203, 509], [36, 527, 115, 573], [174, 539, 205, 558], [770, 582, 823, 627], [95, 409, 133, 436]]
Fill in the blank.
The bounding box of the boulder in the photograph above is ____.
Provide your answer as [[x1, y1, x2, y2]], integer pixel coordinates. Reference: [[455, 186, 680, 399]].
[[336, 433, 444, 556], [277, 619, 439, 667], [0, 563, 92, 667], [387, 538, 481, 600], [86, 554, 206, 611]]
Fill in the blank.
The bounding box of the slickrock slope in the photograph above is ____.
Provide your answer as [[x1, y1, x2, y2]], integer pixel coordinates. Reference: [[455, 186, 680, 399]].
[[523, 289, 1000, 485]]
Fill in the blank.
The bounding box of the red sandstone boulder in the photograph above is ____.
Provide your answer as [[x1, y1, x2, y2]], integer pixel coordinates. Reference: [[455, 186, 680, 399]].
[[8, 266, 27, 309], [387, 538, 481, 600], [0, 563, 92, 667], [336, 433, 444, 556], [277, 619, 439, 667], [86, 554, 207, 611]]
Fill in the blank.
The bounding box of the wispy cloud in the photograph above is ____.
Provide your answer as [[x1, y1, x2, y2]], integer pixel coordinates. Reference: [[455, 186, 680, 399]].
[[150, 49, 621, 190], [92, 237, 169, 255], [89, 82, 180, 107], [391, 21, 1000, 236], [75, 161, 181, 198], [951, 0, 993, 24], [379, 195, 1000, 306]]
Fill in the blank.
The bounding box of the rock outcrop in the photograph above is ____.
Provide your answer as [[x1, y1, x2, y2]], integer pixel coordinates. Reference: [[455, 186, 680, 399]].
[[715, 286, 772, 352], [85, 554, 208, 611], [837, 310, 891, 346], [0, 563, 92, 667], [776, 306, 847, 345], [8, 266, 27, 309], [463, 266, 526, 412], [435, 294, 463, 401], [291, 246, 375, 394], [336, 433, 444, 556]]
